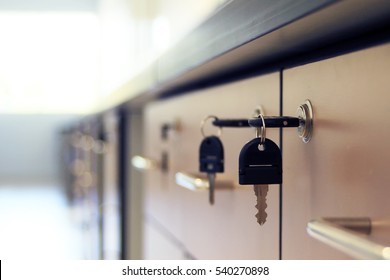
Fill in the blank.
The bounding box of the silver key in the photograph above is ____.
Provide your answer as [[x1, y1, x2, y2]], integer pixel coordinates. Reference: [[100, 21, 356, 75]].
[[254, 184, 268, 225], [208, 173, 215, 205]]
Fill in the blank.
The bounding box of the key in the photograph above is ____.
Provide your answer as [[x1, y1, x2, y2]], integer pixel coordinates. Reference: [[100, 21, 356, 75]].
[[207, 173, 216, 205], [254, 184, 269, 225], [239, 137, 282, 225], [199, 136, 224, 205]]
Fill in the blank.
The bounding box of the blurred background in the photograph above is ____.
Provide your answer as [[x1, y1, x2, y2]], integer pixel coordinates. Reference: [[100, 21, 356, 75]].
[[0, 0, 225, 259]]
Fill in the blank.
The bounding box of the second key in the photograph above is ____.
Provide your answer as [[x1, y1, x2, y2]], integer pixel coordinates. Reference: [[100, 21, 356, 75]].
[[199, 136, 224, 205]]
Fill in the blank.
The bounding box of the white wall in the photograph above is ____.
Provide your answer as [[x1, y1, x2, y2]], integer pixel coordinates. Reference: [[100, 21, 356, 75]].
[[0, 114, 79, 185], [0, 0, 98, 11]]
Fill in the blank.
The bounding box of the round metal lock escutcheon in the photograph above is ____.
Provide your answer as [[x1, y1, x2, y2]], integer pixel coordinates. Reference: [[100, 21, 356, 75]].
[[297, 99, 313, 143]]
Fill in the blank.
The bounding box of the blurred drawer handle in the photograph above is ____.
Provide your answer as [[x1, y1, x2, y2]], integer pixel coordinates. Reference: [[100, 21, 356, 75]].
[[175, 172, 209, 191], [307, 218, 390, 260], [131, 155, 159, 171], [175, 172, 235, 192]]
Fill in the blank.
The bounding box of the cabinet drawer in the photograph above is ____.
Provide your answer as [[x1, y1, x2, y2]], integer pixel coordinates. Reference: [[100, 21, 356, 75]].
[[283, 43, 390, 259], [143, 73, 280, 259]]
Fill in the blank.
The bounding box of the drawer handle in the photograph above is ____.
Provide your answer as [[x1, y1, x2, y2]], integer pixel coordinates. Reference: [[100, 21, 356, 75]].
[[175, 172, 209, 191], [175, 172, 235, 192], [307, 218, 390, 260], [131, 155, 159, 171]]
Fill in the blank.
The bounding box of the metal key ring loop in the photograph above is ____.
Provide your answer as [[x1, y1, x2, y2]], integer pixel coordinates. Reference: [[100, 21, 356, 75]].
[[255, 114, 266, 145], [200, 115, 222, 138]]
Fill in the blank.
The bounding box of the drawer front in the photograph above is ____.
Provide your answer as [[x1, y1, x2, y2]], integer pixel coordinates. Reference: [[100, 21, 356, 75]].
[[144, 73, 280, 259], [143, 219, 188, 260], [283, 43, 390, 259]]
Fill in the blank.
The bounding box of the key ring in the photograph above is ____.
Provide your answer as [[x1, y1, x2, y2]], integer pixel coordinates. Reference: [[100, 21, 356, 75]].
[[255, 114, 266, 145], [201, 115, 222, 138]]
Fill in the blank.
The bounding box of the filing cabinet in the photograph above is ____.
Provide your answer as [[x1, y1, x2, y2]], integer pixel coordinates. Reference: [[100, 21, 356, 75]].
[[56, 0, 390, 260], [282, 43, 390, 259], [143, 42, 390, 259], [143, 73, 281, 259]]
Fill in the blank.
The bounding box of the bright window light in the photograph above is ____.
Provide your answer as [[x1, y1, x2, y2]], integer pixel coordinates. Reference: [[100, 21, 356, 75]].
[[0, 12, 100, 114]]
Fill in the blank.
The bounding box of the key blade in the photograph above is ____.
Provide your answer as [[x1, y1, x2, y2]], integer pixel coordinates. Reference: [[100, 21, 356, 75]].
[[254, 184, 268, 225], [208, 173, 216, 205]]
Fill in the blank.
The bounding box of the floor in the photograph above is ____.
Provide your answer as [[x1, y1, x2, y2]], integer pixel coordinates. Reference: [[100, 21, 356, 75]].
[[0, 185, 84, 259]]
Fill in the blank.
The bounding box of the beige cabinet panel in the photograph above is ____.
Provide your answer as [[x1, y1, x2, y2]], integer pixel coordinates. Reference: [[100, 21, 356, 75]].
[[144, 73, 280, 259], [143, 220, 188, 260], [283, 43, 390, 259]]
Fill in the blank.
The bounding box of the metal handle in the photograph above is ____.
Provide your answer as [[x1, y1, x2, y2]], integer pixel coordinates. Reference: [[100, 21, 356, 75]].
[[307, 218, 390, 260], [175, 172, 209, 191], [131, 155, 159, 171]]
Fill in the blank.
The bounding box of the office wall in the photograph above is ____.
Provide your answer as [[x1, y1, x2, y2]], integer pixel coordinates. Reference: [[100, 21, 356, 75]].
[[0, 114, 79, 185]]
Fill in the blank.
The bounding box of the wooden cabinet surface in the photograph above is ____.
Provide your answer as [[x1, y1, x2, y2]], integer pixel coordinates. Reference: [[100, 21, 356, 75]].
[[282, 43, 390, 259], [143, 41, 390, 260], [143, 73, 281, 259]]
